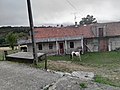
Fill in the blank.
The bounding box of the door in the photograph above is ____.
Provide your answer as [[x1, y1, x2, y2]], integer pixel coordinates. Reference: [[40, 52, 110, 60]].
[[59, 43, 64, 54], [99, 39, 108, 52]]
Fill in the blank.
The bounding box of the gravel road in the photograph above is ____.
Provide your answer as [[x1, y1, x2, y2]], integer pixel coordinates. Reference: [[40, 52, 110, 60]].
[[0, 61, 119, 90], [0, 61, 60, 90]]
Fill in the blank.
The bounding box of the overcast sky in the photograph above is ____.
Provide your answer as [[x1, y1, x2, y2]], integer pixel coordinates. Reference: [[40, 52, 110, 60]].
[[0, 0, 120, 26]]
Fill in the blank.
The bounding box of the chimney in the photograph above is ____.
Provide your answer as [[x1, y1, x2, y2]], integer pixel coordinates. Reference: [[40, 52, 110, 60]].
[[75, 22, 78, 27]]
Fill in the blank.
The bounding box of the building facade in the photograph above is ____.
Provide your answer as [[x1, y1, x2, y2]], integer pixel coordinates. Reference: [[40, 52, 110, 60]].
[[18, 22, 120, 54]]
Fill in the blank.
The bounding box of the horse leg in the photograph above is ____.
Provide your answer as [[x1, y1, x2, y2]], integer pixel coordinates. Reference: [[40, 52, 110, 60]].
[[72, 55, 73, 60], [71, 52, 74, 60]]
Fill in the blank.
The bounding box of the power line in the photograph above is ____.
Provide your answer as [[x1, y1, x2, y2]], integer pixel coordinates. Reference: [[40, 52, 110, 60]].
[[65, 0, 77, 10], [65, 0, 81, 23]]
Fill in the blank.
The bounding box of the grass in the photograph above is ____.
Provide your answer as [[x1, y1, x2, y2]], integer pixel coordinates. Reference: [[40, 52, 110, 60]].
[[0, 49, 19, 61], [0, 51, 4, 60], [94, 75, 119, 87], [48, 55, 71, 61], [48, 51, 120, 68], [34, 61, 45, 69], [47, 51, 120, 87], [80, 52, 120, 64]]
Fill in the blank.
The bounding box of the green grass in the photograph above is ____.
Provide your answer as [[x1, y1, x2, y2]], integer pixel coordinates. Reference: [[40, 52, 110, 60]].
[[47, 51, 120, 87], [94, 75, 119, 87], [0, 51, 4, 61], [48, 51, 120, 67], [81, 52, 120, 64], [0, 49, 19, 61], [35, 61, 45, 69], [48, 55, 71, 61]]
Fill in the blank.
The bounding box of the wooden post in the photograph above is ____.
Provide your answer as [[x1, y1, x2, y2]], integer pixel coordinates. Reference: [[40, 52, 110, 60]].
[[56, 41, 59, 55], [81, 36, 84, 54], [4, 51, 8, 60], [65, 40, 67, 54], [44, 54, 47, 70]]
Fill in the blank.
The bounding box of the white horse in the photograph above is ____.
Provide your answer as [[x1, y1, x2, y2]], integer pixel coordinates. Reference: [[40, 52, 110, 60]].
[[70, 51, 81, 61]]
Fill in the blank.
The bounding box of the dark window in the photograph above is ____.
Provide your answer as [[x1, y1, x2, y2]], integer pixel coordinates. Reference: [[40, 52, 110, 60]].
[[49, 43, 53, 49], [38, 44, 42, 50], [70, 42, 74, 48], [99, 28, 103, 37]]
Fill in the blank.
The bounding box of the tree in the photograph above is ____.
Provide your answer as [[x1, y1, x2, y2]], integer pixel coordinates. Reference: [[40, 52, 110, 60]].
[[80, 15, 97, 25], [6, 32, 17, 50], [17, 32, 28, 40]]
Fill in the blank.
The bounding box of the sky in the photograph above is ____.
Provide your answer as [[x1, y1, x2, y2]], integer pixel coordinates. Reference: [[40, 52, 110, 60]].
[[0, 0, 120, 26]]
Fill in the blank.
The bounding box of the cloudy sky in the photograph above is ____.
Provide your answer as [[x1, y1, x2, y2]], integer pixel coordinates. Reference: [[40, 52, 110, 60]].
[[0, 0, 120, 26]]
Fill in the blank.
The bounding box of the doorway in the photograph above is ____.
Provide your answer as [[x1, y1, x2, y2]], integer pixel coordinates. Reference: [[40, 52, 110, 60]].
[[59, 42, 64, 54]]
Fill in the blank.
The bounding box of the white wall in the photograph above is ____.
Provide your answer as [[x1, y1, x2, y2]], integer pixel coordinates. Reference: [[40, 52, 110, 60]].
[[36, 42, 57, 54], [66, 40, 81, 53], [27, 40, 83, 54], [27, 44, 33, 52], [109, 37, 120, 51], [86, 39, 99, 52]]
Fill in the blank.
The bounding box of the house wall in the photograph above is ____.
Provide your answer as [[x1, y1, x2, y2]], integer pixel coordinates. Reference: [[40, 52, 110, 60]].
[[85, 37, 120, 52], [99, 38, 108, 52], [86, 39, 99, 52], [27, 44, 33, 52], [27, 40, 82, 55], [37, 42, 57, 55], [27, 37, 120, 53], [66, 40, 81, 54], [108, 37, 120, 51], [91, 25, 107, 37]]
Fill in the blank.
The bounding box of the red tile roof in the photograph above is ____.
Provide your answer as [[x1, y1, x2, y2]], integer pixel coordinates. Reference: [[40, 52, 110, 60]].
[[34, 22, 120, 40], [34, 25, 94, 39]]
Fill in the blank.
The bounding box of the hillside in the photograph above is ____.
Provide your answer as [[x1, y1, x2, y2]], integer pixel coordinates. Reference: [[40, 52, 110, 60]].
[[0, 26, 30, 45]]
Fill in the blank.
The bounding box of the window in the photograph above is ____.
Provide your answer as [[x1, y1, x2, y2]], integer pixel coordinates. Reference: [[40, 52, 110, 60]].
[[99, 28, 104, 37], [49, 43, 53, 49], [70, 42, 74, 48], [38, 44, 42, 50]]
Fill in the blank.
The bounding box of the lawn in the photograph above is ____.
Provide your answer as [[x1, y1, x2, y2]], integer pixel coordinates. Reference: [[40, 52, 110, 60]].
[[48, 51, 120, 67], [47, 51, 120, 87]]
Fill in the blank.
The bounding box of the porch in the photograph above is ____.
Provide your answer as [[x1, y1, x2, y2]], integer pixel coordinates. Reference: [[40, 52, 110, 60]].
[[27, 36, 84, 55]]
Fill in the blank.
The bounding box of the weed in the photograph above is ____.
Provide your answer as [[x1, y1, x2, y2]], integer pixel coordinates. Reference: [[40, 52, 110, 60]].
[[80, 83, 87, 88]]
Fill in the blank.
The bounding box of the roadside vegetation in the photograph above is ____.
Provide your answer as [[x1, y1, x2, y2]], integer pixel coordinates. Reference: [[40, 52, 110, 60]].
[[0, 49, 19, 61], [0, 51, 4, 61], [94, 75, 117, 87]]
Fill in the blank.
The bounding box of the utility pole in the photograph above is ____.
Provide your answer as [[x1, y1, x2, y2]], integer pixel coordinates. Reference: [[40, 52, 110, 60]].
[[26, 0, 38, 65]]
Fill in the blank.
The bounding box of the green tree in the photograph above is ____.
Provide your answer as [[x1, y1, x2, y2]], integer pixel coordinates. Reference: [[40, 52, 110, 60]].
[[17, 32, 28, 40], [6, 32, 17, 50], [80, 15, 97, 25]]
